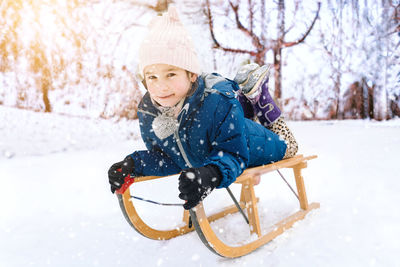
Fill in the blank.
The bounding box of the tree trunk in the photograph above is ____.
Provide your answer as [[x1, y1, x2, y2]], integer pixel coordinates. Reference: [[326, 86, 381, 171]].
[[274, 0, 285, 105], [334, 72, 342, 119], [273, 47, 282, 104], [42, 67, 52, 113]]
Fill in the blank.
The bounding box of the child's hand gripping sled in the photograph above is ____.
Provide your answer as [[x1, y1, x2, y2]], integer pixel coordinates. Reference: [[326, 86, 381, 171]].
[[178, 165, 222, 210], [108, 156, 136, 195]]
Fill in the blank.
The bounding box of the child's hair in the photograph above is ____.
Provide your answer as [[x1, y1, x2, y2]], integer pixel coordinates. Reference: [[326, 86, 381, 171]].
[[137, 6, 202, 81]]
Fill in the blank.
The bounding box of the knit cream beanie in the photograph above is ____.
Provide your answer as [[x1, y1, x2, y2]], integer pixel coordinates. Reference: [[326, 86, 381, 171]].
[[138, 6, 201, 80]]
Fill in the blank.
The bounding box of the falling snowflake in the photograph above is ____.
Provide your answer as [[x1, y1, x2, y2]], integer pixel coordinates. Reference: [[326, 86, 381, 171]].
[[186, 172, 195, 180]]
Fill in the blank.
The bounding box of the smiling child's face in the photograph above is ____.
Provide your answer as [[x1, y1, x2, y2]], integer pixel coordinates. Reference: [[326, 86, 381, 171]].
[[143, 64, 198, 107]]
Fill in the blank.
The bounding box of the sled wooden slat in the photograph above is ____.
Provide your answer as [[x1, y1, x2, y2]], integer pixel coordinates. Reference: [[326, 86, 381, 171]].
[[293, 162, 309, 210], [117, 154, 319, 258], [241, 177, 262, 237], [133, 175, 169, 183], [234, 154, 316, 184]]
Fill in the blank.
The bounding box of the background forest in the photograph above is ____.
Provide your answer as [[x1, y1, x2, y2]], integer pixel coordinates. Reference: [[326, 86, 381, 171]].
[[1, 0, 399, 121]]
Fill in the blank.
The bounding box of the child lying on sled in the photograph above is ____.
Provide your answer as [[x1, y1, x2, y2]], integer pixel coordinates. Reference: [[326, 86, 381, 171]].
[[108, 7, 298, 210]]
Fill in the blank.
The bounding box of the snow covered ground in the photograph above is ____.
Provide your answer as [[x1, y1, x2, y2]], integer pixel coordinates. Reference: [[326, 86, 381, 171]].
[[1, 106, 400, 267]]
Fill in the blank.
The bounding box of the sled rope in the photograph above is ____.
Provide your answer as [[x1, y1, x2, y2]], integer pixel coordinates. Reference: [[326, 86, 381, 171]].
[[276, 169, 299, 200], [130, 195, 184, 207], [128, 171, 298, 209], [226, 187, 249, 224]]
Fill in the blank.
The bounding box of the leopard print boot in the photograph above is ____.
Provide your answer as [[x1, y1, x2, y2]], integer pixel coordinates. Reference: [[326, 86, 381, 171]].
[[267, 117, 298, 159]]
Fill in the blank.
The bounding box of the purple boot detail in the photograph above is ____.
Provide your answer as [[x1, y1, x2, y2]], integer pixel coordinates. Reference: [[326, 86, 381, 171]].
[[237, 92, 254, 119], [254, 78, 281, 126]]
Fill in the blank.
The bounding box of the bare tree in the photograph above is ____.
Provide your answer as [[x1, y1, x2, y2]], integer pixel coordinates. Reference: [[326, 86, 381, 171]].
[[0, 0, 88, 112], [29, 40, 52, 112], [205, 0, 320, 105]]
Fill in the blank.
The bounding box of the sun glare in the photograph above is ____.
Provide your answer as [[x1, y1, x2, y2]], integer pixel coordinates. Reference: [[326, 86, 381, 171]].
[[16, 0, 71, 47]]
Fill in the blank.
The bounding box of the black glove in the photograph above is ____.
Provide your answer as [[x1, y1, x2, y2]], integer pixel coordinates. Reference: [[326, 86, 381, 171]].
[[108, 156, 135, 193], [178, 165, 222, 210]]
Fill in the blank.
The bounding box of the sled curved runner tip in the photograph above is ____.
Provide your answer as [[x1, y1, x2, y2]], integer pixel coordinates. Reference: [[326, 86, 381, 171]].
[[117, 154, 319, 258]]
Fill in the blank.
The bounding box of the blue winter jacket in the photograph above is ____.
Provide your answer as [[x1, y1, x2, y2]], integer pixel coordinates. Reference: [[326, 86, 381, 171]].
[[128, 73, 287, 188]]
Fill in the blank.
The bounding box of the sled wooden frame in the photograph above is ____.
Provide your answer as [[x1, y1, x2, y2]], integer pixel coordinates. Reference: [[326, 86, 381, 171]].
[[117, 154, 319, 258]]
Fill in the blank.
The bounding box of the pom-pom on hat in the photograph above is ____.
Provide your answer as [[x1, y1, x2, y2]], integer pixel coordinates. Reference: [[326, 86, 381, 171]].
[[138, 6, 201, 80]]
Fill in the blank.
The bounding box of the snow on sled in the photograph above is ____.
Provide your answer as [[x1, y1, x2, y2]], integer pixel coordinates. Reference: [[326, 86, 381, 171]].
[[116, 154, 319, 258]]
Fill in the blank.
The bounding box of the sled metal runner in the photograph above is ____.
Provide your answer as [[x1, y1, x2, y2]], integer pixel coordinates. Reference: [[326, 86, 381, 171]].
[[117, 154, 319, 258]]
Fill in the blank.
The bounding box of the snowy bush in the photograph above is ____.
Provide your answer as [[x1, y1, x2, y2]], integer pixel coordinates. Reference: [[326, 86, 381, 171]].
[[0, 0, 144, 118]]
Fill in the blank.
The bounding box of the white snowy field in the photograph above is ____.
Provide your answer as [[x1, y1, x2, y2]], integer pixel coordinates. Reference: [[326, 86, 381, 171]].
[[1, 105, 400, 267]]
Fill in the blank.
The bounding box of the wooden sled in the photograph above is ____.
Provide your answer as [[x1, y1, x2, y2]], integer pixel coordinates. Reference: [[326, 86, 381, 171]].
[[117, 154, 319, 258]]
